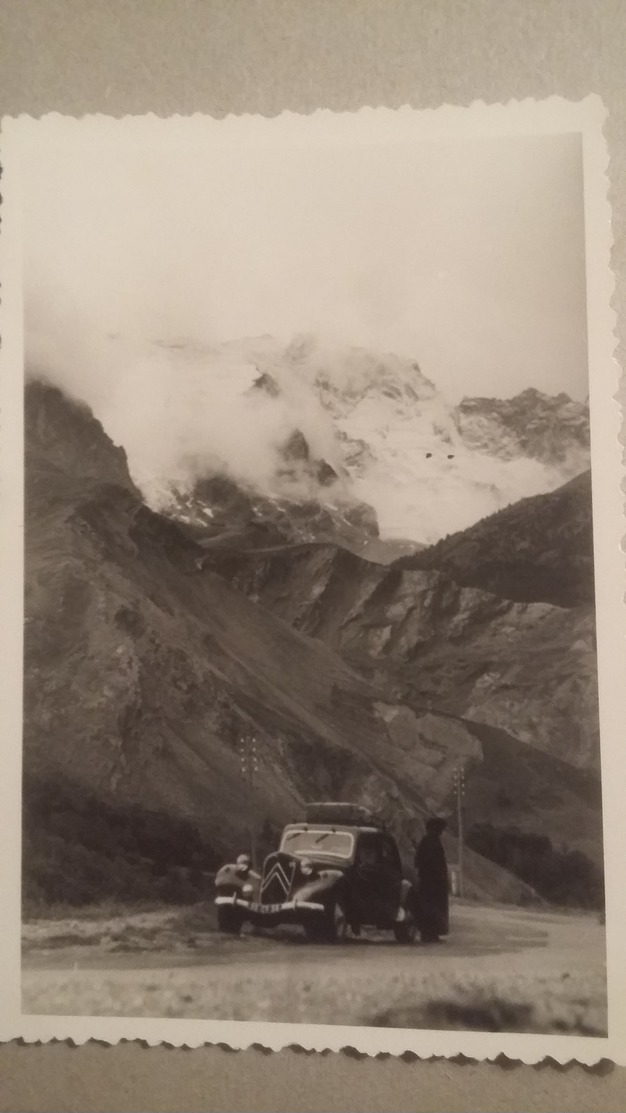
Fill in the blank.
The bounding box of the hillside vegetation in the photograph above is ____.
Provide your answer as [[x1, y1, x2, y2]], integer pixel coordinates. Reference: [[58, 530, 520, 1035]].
[[394, 471, 594, 608]]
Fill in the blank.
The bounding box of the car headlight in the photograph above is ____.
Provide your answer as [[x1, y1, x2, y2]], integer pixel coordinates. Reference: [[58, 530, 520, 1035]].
[[300, 858, 314, 876], [242, 883, 253, 895]]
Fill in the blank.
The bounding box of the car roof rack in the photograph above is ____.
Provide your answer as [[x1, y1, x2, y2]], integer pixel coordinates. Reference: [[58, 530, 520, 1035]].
[[303, 801, 386, 829]]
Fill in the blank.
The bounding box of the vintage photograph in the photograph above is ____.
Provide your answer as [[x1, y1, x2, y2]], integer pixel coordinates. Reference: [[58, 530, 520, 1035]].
[[4, 104, 615, 1049]]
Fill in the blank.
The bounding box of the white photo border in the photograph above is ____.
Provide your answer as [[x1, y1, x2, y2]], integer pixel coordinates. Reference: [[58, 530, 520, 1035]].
[[0, 94, 623, 1064]]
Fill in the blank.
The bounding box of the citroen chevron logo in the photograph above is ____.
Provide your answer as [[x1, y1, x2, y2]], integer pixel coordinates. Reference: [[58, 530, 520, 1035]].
[[261, 859, 294, 900]]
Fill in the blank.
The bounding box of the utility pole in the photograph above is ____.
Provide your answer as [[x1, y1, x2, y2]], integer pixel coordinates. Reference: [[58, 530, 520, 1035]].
[[238, 731, 259, 869], [453, 764, 465, 898]]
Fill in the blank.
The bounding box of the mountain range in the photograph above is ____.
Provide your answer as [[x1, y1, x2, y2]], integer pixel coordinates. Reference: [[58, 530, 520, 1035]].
[[96, 334, 590, 552], [23, 372, 602, 910]]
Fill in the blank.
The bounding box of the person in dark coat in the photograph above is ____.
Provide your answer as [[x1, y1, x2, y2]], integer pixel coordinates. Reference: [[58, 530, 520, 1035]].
[[413, 817, 449, 942]]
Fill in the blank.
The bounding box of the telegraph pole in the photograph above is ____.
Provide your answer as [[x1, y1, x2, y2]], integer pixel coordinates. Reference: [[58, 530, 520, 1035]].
[[454, 764, 465, 898], [238, 731, 259, 869]]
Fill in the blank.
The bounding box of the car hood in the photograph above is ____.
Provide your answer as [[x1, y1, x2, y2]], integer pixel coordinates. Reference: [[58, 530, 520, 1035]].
[[294, 853, 350, 871]]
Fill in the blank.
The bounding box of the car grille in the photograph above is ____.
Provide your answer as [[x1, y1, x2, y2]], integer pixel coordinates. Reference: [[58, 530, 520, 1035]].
[[260, 852, 297, 904]]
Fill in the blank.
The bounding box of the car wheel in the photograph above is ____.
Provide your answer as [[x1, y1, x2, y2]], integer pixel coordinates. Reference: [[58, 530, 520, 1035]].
[[303, 917, 327, 943], [304, 898, 348, 943], [217, 904, 243, 935], [394, 911, 417, 944]]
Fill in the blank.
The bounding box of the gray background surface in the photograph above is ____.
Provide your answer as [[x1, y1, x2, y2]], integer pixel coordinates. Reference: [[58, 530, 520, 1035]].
[[1, 1, 625, 1109]]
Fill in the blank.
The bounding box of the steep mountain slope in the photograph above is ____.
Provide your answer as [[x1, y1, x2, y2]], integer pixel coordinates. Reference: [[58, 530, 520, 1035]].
[[25, 381, 540, 905], [458, 720, 602, 865], [206, 542, 600, 773], [204, 460, 599, 777]]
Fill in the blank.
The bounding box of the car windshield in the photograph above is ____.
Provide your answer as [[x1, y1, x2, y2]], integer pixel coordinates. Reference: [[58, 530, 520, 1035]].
[[280, 829, 354, 859]]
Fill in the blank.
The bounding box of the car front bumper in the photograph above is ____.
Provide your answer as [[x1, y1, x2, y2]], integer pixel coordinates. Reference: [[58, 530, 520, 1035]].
[[215, 893, 326, 925]]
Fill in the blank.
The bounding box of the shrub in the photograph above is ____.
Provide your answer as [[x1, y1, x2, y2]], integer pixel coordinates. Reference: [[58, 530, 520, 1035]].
[[22, 777, 221, 909], [467, 822, 604, 910]]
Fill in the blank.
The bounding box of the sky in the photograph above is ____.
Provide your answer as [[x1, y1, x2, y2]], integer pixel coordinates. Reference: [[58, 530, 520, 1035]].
[[15, 113, 589, 405]]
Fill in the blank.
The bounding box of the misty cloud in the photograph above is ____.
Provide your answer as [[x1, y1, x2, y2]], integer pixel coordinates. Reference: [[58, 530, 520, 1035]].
[[14, 112, 590, 538], [17, 114, 588, 400]]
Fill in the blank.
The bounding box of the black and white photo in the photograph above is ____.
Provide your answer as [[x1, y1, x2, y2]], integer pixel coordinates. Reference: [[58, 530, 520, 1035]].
[[0, 99, 623, 1062]]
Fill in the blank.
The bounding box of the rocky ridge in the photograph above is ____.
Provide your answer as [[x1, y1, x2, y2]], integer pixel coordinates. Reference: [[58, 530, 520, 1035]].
[[455, 388, 590, 469]]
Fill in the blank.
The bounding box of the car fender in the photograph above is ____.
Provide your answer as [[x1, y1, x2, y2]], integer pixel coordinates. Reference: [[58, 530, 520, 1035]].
[[214, 863, 259, 901], [294, 868, 344, 906], [215, 863, 242, 887]]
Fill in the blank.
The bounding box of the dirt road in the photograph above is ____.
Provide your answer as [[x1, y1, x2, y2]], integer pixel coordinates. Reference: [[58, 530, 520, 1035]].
[[22, 902, 606, 1034]]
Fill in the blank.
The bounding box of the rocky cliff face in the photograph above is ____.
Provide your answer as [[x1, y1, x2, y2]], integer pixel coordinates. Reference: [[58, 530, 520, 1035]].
[[26, 378, 141, 496], [455, 388, 589, 471]]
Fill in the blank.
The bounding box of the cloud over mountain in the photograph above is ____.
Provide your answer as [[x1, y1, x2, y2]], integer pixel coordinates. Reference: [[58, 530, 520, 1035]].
[[27, 329, 590, 547]]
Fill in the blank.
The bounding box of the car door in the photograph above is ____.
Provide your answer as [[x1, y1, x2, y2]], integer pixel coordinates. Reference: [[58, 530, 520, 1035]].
[[378, 834, 403, 924], [352, 831, 398, 926]]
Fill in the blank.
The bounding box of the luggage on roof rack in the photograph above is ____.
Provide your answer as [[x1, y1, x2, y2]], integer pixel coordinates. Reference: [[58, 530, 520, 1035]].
[[303, 801, 384, 827]]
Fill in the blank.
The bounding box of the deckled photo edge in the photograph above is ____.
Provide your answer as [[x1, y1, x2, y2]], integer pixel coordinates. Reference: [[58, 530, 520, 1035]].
[[0, 94, 624, 1064]]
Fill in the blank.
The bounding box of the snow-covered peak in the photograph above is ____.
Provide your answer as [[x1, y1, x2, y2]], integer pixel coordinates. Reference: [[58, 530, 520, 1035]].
[[82, 332, 589, 547]]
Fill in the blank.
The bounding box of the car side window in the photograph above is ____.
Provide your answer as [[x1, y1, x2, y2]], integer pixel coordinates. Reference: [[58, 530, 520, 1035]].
[[356, 833, 382, 869]]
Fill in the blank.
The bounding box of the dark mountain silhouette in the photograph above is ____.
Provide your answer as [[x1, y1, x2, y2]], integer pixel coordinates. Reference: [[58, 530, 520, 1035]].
[[394, 471, 594, 608]]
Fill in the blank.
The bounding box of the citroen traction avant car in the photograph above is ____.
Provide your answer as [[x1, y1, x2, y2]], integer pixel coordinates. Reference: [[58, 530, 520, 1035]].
[[214, 802, 418, 943]]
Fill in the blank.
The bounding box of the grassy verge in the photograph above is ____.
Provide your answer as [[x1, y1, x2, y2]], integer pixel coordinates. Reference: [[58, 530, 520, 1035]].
[[22, 902, 219, 954]]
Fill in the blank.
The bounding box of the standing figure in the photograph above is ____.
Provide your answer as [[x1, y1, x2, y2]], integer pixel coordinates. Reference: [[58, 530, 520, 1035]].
[[414, 817, 449, 942]]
